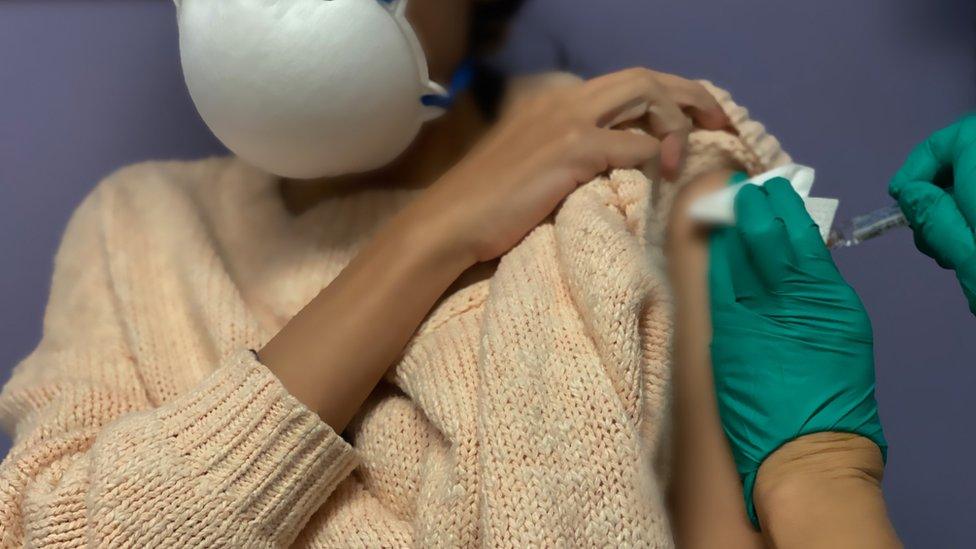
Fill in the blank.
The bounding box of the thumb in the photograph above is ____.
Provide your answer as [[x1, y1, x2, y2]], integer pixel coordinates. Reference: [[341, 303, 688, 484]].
[[895, 180, 976, 270], [892, 116, 976, 226], [955, 254, 976, 317]]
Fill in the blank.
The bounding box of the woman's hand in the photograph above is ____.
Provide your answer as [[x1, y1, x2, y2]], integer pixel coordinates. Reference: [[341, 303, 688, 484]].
[[403, 68, 733, 265], [262, 68, 731, 433]]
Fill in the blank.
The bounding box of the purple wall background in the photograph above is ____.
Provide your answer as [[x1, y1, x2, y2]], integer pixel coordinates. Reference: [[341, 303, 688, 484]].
[[1, 0, 973, 544]]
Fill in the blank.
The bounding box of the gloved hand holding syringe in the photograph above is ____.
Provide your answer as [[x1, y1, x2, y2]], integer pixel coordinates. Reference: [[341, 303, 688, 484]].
[[693, 116, 971, 545], [690, 164, 913, 250], [828, 126, 960, 249], [692, 114, 975, 312]]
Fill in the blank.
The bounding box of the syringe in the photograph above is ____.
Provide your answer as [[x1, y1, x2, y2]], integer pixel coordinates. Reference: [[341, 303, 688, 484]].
[[827, 204, 908, 249]]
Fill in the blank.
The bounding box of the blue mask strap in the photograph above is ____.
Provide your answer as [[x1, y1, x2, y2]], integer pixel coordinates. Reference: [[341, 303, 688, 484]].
[[421, 58, 477, 110]]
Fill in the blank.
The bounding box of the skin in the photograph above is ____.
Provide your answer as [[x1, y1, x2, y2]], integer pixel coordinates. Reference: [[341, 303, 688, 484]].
[[259, 0, 732, 432], [755, 433, 901, 548], [668, 169, 766, 549], [408, 0, 471, 82], [666, 173, 901, 548], [259, 1, 899, 545]]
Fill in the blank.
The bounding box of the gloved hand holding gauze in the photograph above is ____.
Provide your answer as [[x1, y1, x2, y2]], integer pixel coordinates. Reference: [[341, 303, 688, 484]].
[[690, 164, 840, 242], [707, 176, 886, 529], [174, 0, 449, 179]]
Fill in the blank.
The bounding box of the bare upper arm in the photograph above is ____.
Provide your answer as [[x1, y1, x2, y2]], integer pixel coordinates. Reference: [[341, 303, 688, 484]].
[[666, 168, 766, 549]]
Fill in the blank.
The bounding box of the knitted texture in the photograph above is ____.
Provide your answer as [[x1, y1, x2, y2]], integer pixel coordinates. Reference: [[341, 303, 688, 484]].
[[0, 85, 786, 547]]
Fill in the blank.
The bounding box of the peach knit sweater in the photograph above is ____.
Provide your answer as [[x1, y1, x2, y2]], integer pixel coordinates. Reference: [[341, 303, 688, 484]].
[[0, 84, 787, 548]]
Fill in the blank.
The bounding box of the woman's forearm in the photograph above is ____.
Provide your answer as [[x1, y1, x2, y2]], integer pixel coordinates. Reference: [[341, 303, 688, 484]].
[[261, 67, 738, 435], [754, 433, 901, 549], [259, 207, 473, 432]]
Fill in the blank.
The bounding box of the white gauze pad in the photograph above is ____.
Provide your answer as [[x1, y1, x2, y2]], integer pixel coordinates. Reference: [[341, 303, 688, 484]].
[[688, 164, 839, 242]]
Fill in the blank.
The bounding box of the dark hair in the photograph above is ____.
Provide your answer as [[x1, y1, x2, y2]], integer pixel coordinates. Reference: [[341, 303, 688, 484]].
[[470, 0, 528, 56], [469, 0, 527, 118]]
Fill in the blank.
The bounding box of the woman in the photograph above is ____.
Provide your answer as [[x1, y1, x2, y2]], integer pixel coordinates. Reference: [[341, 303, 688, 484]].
[[0, 0, 786, 546]]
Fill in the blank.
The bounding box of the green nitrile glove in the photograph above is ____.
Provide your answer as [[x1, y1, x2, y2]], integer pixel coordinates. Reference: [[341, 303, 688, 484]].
[[709, 177, 887, 529], [890, 115, 976, 315]]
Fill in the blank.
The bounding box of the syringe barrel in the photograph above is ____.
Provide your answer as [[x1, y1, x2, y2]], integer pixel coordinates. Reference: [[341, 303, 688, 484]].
[[850, 204, 908, 244]]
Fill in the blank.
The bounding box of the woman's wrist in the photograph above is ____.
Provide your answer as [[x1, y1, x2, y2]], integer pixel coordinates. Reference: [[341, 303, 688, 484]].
[[754, 433, 899, 548], [260, 201, 477, 429], [392, 183, 485, 271]]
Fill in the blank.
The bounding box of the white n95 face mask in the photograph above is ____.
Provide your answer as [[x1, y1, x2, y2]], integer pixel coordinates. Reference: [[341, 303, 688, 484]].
[[174, 0, 449, 179]]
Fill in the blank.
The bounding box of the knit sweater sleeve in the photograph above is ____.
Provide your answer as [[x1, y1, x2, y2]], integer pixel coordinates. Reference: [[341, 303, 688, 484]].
[[0, 186, 358, 547]]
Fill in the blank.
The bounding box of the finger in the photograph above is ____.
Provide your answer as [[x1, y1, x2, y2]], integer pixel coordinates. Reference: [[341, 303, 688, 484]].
[[727, 228, 768, 306], [734, 184, 796, 290], [955, 255, 976, 316], [709, 226, 765, 308], [712, 173, 766, 304], [891, 116, 976, 226], [587, 129, 662, 171], [950, 118, 976, 227], [708, 227, 739, 307], [577, 69, 691, 179], [576, 69, 667, 126], [892, 116, 976, 185], [642, 93, 692, 180], [708, 172, 751, 307], [763, 177, 831, 261], [895, 180, 976, 270], [654, 72, 733, 131], [658, 129, 690, 182]]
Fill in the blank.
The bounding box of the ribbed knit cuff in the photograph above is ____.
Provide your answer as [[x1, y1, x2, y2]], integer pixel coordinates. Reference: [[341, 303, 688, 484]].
[[700, 80, 792, 173], [153, 350, 358, 537]]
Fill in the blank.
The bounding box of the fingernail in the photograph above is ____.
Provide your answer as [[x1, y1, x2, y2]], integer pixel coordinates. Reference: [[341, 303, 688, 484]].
[[661, 134, 685, 181]]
